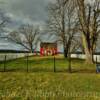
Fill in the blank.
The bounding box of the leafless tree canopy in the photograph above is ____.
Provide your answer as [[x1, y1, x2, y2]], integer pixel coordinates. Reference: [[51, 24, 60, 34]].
[[47, 0, 80, 57], [46, 0, 100, 63], [8, 24, 40, 52], [0, 9, 10, 35], [76, 0, 100, 63]]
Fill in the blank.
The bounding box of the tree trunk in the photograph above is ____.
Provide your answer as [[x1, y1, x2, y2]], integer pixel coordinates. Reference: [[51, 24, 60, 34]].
[[85, 50, 93, 64], [68, 51, 72, 73], [82, 34, 93, 64], [64, 47, 68, 58], [29, 43, 33, 53]]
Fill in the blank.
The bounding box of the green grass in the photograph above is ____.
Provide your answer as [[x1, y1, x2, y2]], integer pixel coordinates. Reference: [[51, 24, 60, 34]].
[[0, 55, 99, 100], [0, 55, 96, 73]]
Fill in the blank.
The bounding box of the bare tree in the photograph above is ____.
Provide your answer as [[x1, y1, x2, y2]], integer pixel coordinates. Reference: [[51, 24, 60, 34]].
[[47, 0, 79, 58], [0, 9, 10, 35], [8, 24, 40, 53], [76, 0, 100, 63]]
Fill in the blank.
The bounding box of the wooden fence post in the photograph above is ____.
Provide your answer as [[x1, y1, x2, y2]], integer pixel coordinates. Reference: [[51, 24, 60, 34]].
[[54, 56, 56, 72], [4, 55, 7, 72], [68, 53, 71, 73], [26, 54, 29, 72]]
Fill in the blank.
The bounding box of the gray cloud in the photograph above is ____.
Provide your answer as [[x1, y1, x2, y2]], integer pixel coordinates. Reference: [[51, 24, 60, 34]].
[[1, 0, 51, 24], [0, 0, 54, 32]]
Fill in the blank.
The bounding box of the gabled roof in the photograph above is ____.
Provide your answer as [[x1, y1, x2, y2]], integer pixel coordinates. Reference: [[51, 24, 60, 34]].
[[40, 42, 57, 48]]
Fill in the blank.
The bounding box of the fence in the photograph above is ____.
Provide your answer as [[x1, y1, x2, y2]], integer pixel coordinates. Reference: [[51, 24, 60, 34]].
[[0, 53, 100, 62], [0, 53, 99, 72], [0, 54, 62, 72], [71, 54, 100, 62], [0, 53, 33, 61]]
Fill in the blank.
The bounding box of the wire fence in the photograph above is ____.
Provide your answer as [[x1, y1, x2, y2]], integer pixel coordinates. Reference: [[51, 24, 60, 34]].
[[0, 54, 69, 72], [0, 53, 99, 73]]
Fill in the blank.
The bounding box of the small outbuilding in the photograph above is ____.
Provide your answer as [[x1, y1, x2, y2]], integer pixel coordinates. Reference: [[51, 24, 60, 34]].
[[40, 42, 57, 56]]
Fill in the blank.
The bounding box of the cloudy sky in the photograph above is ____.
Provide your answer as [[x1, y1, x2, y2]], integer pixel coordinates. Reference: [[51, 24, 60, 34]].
[[0, 0, 98, 52], [0, 0, 61, 51], [0, 0, 53, 31]]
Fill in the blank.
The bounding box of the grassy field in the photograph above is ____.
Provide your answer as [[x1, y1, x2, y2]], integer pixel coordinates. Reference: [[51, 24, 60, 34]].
[[0, 55, 100, 100], [0, 55, 96, 72]]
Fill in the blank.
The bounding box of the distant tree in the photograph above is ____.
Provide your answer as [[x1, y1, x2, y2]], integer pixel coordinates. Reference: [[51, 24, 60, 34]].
[[8, 24, 40, 53], [47, 0, 79, 58]]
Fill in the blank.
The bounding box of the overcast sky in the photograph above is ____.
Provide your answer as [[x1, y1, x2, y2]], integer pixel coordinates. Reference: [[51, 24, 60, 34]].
[[0, 0, 97, 51], [0, 0, 53, 31], [0, 0, 95, 32], [0, 0, 59, 51]]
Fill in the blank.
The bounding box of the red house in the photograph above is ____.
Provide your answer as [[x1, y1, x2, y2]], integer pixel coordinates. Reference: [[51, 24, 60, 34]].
[[40, 42, 57, 56]]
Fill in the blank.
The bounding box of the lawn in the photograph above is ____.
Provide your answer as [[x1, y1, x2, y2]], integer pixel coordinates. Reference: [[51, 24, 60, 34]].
[[0, 55, 96, 73], [0, 55, 100, 100]]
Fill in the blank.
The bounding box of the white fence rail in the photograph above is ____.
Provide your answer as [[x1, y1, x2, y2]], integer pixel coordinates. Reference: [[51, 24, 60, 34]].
[[71, 54, 100, 62], [0, 53, 33, 61], [0, 53, 100, 62]]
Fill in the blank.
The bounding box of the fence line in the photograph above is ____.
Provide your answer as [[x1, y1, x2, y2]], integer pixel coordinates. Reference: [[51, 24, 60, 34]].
[[0, 53, 100, 61], [0, 53, 33, 61], [71, 54, 100, 62], [0, 54, 58, 72], [0, 53, 99, 72]]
